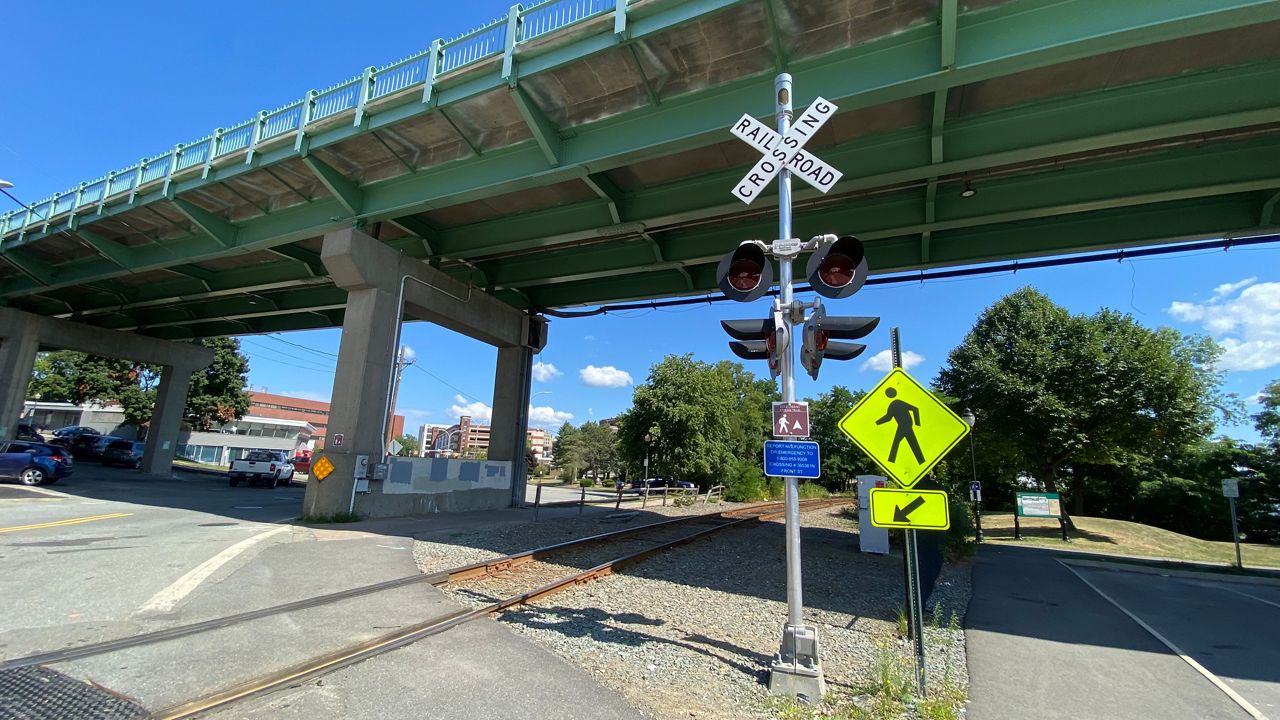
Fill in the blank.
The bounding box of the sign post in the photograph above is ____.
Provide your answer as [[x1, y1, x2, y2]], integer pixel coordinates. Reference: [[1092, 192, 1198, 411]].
[[1222, 478, 1242, 568], [970, 481, 984, 543], [838, 328, 970, 697]]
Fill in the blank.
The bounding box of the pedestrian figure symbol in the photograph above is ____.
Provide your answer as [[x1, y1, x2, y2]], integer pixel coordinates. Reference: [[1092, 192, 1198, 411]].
[[875, 387, 924, 464], [778, 414, 791, 434]]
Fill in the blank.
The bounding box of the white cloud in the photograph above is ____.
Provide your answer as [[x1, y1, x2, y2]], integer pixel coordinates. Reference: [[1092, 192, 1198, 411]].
[[1167, 281, 1280, 371], [860, 349, 924, 372], [532, 361, 562, 382], [1214, 277, 1257, 298], [399, 345, 417, 363], [529, 404, 573, 427], [580, 365, 633, 388], [447, 394, 493, 423], [583, 335, 596, 342]]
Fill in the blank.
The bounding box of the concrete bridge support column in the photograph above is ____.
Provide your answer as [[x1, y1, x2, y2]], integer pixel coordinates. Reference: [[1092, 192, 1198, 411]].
[[302, 284, 400, 519], [309, 227, 546, 518], [141, 365, 195, 476], [0, 316, 40, 440], [490, 345, 534, 507]]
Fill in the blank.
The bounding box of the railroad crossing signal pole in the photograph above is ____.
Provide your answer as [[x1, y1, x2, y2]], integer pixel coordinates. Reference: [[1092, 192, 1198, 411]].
[[719, 73, 878, 700], [769, 74, 822, 700]]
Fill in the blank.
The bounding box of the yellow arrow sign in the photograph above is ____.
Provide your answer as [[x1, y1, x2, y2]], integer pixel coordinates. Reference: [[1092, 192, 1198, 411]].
[[869, 488, 950, 530], [838, 367, 969, 489]]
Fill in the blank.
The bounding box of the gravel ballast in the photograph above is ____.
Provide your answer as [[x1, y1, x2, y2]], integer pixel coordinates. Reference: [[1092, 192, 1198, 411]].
[[414, 502, 972, 719]]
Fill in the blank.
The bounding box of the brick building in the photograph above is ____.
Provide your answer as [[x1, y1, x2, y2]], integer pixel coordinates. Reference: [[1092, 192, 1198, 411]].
[[249, 391, 403, 449]]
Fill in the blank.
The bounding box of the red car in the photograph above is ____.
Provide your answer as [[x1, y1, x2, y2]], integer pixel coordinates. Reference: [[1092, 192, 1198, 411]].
[[289, 454, 312, 474]]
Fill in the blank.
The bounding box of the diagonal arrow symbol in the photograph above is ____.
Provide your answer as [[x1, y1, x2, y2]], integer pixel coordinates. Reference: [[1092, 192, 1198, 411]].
[[893, 495, 927, 523]]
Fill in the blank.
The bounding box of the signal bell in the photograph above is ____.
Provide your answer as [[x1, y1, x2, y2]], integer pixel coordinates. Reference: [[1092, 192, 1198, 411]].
[[807, 235, 868, 299], [717, 241, 774, 302]]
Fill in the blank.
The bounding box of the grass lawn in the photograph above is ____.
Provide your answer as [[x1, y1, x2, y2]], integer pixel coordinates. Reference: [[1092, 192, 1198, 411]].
[[981, 513, 1280, 569], [173, 458, 226, 472]]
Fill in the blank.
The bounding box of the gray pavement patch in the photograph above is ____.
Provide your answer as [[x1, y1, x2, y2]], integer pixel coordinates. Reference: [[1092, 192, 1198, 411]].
[[1061, 557, 1280, 586], [0, 665, 146, 719], [0, 486, 64, 500]]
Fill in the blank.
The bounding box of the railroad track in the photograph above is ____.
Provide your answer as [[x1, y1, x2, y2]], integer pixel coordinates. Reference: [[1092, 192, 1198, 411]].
[[1, 497, 849, 718]]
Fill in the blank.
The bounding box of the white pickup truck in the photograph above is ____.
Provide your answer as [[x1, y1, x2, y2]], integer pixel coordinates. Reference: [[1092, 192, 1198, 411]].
[[229, 450, 295, 488]]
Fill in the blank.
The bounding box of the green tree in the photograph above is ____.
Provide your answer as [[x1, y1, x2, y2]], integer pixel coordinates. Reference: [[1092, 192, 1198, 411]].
[[577, 421, 619, 480], [395, 434, 420, 457], [185, 337, 251, 430], [718, 361, 777, 460], [936, 287, 1231, 517], [1255, 379, 1280, 447], [552, 422, 584, 479], [804, 385, 878, 490], [616, 354, 738, 486]]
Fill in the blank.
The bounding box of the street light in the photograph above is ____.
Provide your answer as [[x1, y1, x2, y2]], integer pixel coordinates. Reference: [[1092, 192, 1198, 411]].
[[961, 409, 982, 542], [0, 179, 35, 213]]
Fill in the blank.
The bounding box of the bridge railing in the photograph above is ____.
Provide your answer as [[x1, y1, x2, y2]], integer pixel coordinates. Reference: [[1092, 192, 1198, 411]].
[[1, 0, 635, 238], [521, 0, 616, 42]]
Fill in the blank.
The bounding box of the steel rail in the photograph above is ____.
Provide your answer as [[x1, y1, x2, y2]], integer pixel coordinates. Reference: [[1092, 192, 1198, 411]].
[[0, 498, 821, 671], [149, 498, 849, 719]]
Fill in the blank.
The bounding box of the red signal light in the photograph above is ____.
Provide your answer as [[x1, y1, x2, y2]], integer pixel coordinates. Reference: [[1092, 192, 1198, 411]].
[[728, 259, 763, 292], [817, 253, 855, 288]]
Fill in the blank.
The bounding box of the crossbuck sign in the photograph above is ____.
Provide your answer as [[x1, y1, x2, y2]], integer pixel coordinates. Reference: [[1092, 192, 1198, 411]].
[[730, 97, 844, 204]]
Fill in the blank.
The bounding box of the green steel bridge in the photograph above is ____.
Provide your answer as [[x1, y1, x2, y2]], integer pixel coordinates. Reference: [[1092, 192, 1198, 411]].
[[2, 0, 1279, 340]]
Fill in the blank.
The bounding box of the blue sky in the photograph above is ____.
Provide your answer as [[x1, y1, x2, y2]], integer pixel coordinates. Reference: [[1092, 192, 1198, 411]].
[[4, 2, 1277, 441]]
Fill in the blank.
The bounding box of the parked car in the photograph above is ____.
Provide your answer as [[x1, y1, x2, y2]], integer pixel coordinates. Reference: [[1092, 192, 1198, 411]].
[[52, 425, 101, 439], [0, 441, 73, 485], [15, 423, 44, 442], [100, 439, 145, 469], [229, 450, 295, 488], [289, 454, 312, 474], [68, 434, 122, 461]]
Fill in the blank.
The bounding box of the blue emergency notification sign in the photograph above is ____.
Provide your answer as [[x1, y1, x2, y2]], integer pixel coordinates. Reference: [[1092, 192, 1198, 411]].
[[763, 440, 821, 479]]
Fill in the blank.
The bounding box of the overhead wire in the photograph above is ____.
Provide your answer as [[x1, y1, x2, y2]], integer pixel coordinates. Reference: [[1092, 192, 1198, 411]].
[[539, 234, 1280, 318]]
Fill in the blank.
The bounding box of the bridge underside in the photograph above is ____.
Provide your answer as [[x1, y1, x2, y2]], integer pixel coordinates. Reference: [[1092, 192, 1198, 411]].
[[2, 0, 1279, 338]]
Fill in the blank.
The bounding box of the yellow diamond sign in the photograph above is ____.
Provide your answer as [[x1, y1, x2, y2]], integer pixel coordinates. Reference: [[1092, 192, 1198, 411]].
[[869, 488, 950, 530], [838, 367, 969, 489], [311, 455, 335, 482]]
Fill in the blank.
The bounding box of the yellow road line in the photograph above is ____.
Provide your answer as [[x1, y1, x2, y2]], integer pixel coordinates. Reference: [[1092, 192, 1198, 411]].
[[0, 512, 133, 534]]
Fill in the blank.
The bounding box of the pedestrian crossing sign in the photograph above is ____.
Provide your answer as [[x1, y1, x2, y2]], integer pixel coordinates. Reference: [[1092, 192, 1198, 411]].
[[837, 367, 969, 489]]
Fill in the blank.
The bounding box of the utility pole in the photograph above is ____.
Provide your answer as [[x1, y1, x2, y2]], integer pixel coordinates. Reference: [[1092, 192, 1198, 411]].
[[385, 345, 415, 453]]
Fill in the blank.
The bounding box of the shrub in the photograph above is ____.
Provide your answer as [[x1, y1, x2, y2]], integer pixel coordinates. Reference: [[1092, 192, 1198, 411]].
[[724, 458, 768, 502], [798, 481, 830, 499], [579, 477, 595, 488]]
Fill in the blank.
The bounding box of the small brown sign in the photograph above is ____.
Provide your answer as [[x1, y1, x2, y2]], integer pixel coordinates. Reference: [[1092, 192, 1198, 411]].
[[773, 401, 810, 437]]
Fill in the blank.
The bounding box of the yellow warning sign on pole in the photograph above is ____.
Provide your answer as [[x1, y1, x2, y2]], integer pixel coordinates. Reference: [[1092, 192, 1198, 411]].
[[869, 488, 950, 530], [838, 367, 969, 489], [311, 455, 335, 482]]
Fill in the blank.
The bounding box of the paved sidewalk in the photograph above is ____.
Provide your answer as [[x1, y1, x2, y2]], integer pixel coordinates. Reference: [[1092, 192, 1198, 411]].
[[965, 544, 1249, 720]]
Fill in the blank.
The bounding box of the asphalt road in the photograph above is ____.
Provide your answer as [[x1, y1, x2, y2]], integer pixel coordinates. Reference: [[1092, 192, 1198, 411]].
[[0, 465, 642, 719], [967, 544, 1279, 720], [0, 465, 306, 657]]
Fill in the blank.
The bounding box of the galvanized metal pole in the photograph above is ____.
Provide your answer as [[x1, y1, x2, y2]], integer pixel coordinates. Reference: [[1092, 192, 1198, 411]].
[[776, 73, 803, 631], [1229, 495, 1242, 568], [892, 327, 927, 696], [768, 72, 824, 700]]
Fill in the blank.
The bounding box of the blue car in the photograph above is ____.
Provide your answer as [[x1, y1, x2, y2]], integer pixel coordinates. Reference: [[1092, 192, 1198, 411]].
[[0, 441, 74, 485]]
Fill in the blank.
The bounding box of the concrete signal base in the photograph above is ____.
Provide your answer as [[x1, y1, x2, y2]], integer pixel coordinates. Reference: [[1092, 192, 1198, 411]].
[[769, 623, 827, 702], [303, 228, 544, 519]]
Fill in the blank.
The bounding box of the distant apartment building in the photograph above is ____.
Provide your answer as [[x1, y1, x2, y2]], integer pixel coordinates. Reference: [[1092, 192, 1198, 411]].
[[422, 417, 553, 463], [249, 391, 404, 449]]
